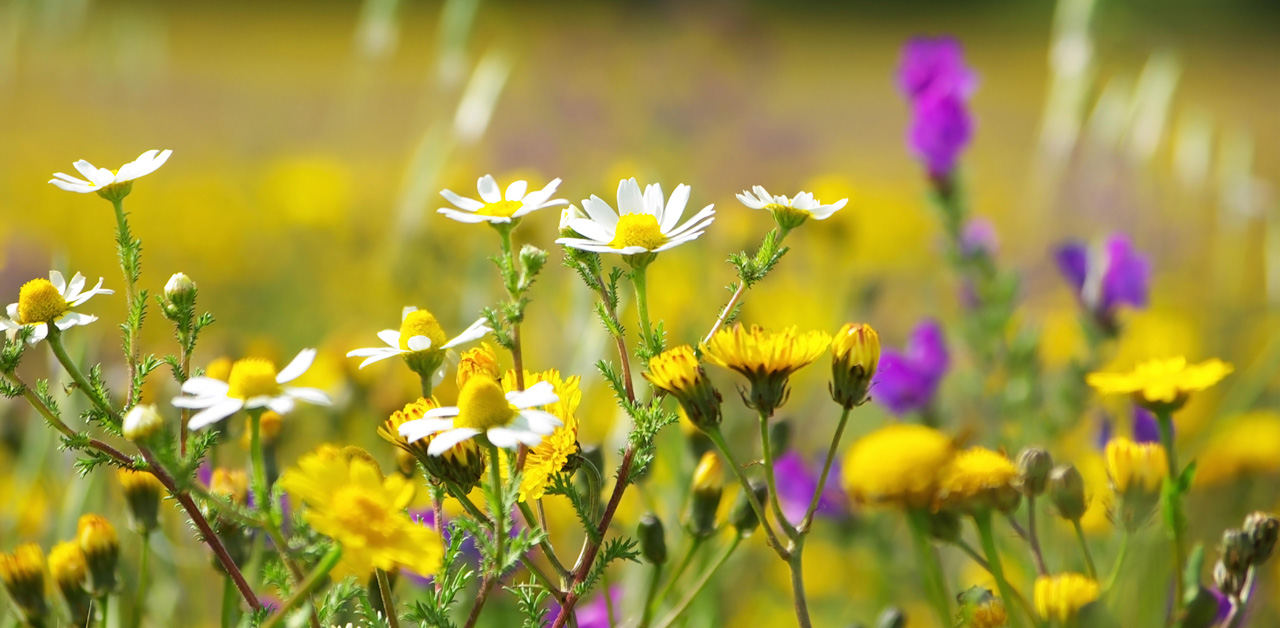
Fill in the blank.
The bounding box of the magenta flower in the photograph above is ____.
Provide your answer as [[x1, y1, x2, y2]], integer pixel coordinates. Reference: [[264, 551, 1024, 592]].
[[871, 320, 950, 416], [899, 37, 977, 180], [774, 451, 848, 525], [1055, 233, 1150, 331], [898, 37, 978, 101]]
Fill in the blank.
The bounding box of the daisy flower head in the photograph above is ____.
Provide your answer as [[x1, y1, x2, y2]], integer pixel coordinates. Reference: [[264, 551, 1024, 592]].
[[1, 271, 113, 344], [280, 445, 443, 579], [438, 174, 567, 226], [49, 149, 172, 201], [556, 178, 716, 266], [398, 375, 562, 455], [935, 447, 1021, 514], [379, 397, 486, 490], [1033, 573, 1100, 624], [174, 349, 331, 430], [501, 369, 581, 501], [346, 306, 491, 382], [1086, 356, 1233, 413], [701, 324, 830, 415], [736, 185, 848, 231]]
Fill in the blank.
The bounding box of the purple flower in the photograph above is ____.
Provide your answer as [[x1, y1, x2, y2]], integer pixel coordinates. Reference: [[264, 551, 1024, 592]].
[[1209, 587, 1232, 625], [547, 586, 622, 628], [1133, 408, 1162, 444], [773, 451, 848, 525], [1054, 234, 1150, 328], [960, 218, 999, 258], [899, 37, 977, 179], [898, 37, 978, 101], [404, 509, 444, 586], [871, 320, 950, 415]]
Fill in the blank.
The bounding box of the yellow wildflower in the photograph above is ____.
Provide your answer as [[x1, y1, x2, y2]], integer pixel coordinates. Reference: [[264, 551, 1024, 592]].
[[645, 345, 721, 430], [1034, 573, 1100, 623], [842, 424, 955, 507], [937, 447, 1021, 513], [702, 324, 831, 413], [280, 445, 443, 579], [457, 342, 500, 389], [1087, 357, 1232, 411], [0, 543, 48, 623], [830, 322, 880, 407], [502, 369, 581, 501], [379, 397, 486, 490], [1195, 412, 1280, 486], [1104, 438, 1166, 494]]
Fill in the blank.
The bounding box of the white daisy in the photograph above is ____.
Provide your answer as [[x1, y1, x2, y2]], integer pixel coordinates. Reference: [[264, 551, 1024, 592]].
[[438, 174, 567, 224], [1, 271, 114, 344], [345, 306, 491, 369], [49, 149, 173, 197], [398, 377, 562, 455], [555, 178, 715, 255], [174, 349, 331, 430], [736, 185, 847, 227]]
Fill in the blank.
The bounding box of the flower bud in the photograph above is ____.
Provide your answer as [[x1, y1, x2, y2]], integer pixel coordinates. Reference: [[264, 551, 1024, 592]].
[[1214, 559, 1245, 598], [1015, 448, 1053, 497], [122, 404, 165, 443], [161, 272, 197, 319], [644, 345, 722, 432], [48, 541, 92, 626], [559, 205, 588, 238], [519, 244, 547, 281], [769, 419, 792, 459], [117, 469, 165, 534], [686, 452, 724, 538], [638, 514, 667, 565], [0, 543, 49, 624], [1243, 511, 1279, 565], [1220, 528, 1253, 576], [456, 343, 500, 390], [831, 323, 880, 408], [76, 515, 119, 595], [1048, 464, 1087, 521], [731, 481, 770, 535]]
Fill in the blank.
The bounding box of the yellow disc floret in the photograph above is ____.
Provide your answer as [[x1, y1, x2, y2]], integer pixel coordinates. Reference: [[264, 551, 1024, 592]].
[[1033, 573, 1100, 623], [476, 200, 523, 218], [1104, 438, 1167, 494], [610, 214, 666, 250], [842, 423, 955, 507], [453, 376, 517, 432], [702, 324, 831, 378], [644, 345, 705, 395], [226, 358, 281, 400], [457, 342, 501, 389], [502, 369, 581, 501], [937, 447, 1020, 512], [17, 278, 68, 324], [399, 309, 448, 352], [1087, 356, 1232, 407]]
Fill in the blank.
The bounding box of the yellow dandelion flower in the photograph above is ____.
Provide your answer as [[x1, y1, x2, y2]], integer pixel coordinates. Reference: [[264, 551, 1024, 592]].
[[457, 342, 500, 389], [937, 447, 1021, 513], [0, 543, 48, 622], [842, 424, 955, 507], [645, 345, 722, 430], [502, 369, 581, 501], [702, 324, 831, 413], [1087, 357, 1232, 411], [379, 397, 486, 489], [1034, 573, 1100, 623], [1195, 412, 1280, 487], [280, 445, 443, 579], [970, 600, 1009, 628], [1104, 438, 1166, 494], [830, 322, 880, 408]]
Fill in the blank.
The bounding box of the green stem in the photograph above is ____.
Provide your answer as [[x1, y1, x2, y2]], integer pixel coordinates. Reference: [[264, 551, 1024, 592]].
[[486, 443, 506, 575], [975, 511, 1027, 628], [261, 545, 343, 628], [655, 537, 704, 607], [496, 224, 526, 390], [47, 329, 123, 424], [639, 562, 663, 628], [799, 405, 853, 533], [704, 427, 788, 558], [631, 263, 654, 354], [99, 595, 110, 628], [787, 546, 813, 628], [221, 577, 237, 628], [517, 500, 570, 579], [906, 509, 952, 628], [111, 197, 141, 408], [1104, 531, 1131, 592], [376, 569, 401, 628], [418, 373, 434, 399], [248, 410, 273, 525], [758, 408, 797, 538], [1155, 409, 1186, 607], [1072, 519, 1097, 580], [131, 534, 150, 628], [652, 536, 743, 628], [447, 483, 562, 597], [1026, 496, 1048, 575]]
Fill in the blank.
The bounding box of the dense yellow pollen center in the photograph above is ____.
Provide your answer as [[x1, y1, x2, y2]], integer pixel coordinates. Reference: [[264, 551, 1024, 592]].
[[399, 310, 448, 352], [17, 279, 68, 324], [476, 200, 523, 218], [331, 487, 396, 538], [610, 214, 666, 250], [453, 377, 517, 431], [226, 358, 281, 400], [766, 202, 811, 218]]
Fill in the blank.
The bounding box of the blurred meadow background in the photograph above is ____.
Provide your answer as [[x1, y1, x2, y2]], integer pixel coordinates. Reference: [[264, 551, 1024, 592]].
[[4, 0, 1280, 626]]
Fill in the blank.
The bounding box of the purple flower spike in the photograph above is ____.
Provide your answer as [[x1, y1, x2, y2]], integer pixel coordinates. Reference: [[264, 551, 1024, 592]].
[[908, 93, 974, 179], [898, 37, 978, 101], [1054, 233, 1150, 329], [1133, 408, 1162, 444], [960, 218, 999, 257], [774, 452, 848, 525], [899, 37, 977, 180], [872, 320, 950, 416]]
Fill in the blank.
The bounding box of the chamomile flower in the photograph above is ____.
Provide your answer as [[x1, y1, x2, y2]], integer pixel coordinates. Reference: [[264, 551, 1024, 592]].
[[346, 307, 491, 382], [556, 178, 716, 257], [1, 271, 114, 344], [398, 375, 562, 455], [49, 149, 173, 200], [173, 349, 331, 430], [438, 174, 567, 224], [736, 185, 848, 230]]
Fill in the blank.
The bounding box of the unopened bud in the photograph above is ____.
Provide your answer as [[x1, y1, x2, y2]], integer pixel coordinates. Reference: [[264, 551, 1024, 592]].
[[1220, 529, 1253, 575], [519, 244, 547, 280], [1214, 559, 1245, 598], [161, 272, 197, 319], [731, 482, 770, 535], [117, 469, 165, 533], [1243, 511, 1279, 565], [687, 452, 724, 538], [831, 323, 880, 408], [1049, 464, 1087, 521], [559, 205, 588, 238], [0, 543, 49, 624], [1016, 448, 1053, 497], [638, 514, 667, 565], [77, 514, 119, 595], [122, 404, 165, 443], [48, 541, 92, 626]]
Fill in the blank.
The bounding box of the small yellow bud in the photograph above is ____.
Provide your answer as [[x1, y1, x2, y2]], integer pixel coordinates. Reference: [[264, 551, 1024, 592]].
[[1104, 438, 1166, 531], [210, 468, 250, 505], [117, 469, 166, 533], [686, 452, 725, 538], [241, 410, 283, 449], [645, 345, 722, 432], [48, 541, 92, 626], [122, 404, 165, 442], [456, 342, 500, 389], [0, 543, 49, 624], [1048, 464, 1088, 522], [830, 323, 880, 408], [76, 514, 119, 594]]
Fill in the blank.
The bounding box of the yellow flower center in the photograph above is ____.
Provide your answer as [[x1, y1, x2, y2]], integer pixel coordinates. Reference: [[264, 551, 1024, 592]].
[[17, 278, 68, 324], [226, 358, 282, 400], [399, 310, 448, 352], [476, 200, 523, 218], [453, 377, 517, 432], [610, 214, 666, 250], [330, 486, 397, 540]]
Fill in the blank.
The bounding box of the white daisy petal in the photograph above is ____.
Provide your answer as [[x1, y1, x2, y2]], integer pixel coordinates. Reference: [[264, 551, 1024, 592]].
[[507, 381, 558, 408], [617, 178, 644, 215], [424, 406, 462, 418], [27, 324, 49, 344], [441, 189, 484, 211], [49, 270, 66, 294], [266, 396, 295, 415], [187, 399, 245, 430], [477, 175, 501, 203], [661, 184, 691, 233], [643, 183, 665, 220], [518, 409, 564, 434], [565, 218, 615, 243], [490, 427, 544, 448], [428, 428, 482, 456], [582, 196, 620, 229], [52, 172, 90, 185], [376, 329, 402, 348], [285, 387, 332, 406], [737, 190, 766, 209], [182, 377, 231, 396], [72, 160, 102, 183], [276, 348, 317, 384], [356, 350, 404, 369], [49, 179, 96, 193], [441, 317, 491, 349], [398, 418, 456, 441], [438, 208, 502, 224], [407, 335, 432, 352], [505, 180, 528, 201]]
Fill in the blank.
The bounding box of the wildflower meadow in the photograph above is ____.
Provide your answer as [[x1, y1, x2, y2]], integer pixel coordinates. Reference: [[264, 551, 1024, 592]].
[[3, 2, 1280, 628]]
